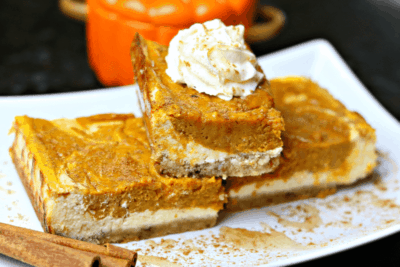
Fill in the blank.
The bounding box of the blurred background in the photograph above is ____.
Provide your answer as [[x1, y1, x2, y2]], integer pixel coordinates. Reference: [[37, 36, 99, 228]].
[[0, 0, 399, 265], [0, 0, 399, 119], [0, 0, 399, 120]]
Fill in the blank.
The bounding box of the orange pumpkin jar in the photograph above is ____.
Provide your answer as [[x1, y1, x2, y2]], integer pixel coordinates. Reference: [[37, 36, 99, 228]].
[[86, 0, 258, 86], [61, 0, 284, 86]]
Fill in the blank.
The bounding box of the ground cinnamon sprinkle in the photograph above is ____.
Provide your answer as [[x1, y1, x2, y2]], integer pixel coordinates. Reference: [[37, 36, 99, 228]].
[[267, 204, 322, 231], [219, 226, 302, 251]]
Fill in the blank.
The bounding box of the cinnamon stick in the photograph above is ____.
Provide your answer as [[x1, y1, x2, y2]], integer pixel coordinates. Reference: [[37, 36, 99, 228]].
[[0, 233, 100, 267], [0, 223, 137, 267]]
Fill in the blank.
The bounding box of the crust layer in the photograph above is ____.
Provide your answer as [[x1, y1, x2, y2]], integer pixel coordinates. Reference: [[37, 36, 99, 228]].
[[226, 185, 337, 211], [10, 143, 49, 232]]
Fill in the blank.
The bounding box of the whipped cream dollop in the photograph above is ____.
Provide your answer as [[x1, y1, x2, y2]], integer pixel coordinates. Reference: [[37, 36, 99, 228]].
[[165, 19, 264, 101]]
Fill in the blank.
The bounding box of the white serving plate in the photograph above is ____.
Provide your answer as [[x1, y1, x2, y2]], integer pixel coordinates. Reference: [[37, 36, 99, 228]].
[[1, 39, 400, 267]]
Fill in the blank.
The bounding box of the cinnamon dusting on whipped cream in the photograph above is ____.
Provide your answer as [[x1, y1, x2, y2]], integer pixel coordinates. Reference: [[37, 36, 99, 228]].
[[166, 19, 263, 101]]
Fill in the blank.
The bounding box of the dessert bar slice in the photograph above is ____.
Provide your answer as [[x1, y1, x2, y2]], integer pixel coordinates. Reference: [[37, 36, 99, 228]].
[[10, 114, 226, 244], [226, 77, 377, 211], [131, 33, 284, 178]]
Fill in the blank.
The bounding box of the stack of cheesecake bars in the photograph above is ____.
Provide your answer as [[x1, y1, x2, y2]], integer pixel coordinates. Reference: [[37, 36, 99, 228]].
[[9, 34, 377, 244]]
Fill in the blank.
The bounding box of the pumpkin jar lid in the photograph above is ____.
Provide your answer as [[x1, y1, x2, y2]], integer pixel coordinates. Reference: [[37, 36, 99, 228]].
[[96, 0, 255, 27]]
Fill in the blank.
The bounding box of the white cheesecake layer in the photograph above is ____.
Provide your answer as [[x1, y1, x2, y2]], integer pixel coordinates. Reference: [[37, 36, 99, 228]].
[[49, 195, 217, 242]]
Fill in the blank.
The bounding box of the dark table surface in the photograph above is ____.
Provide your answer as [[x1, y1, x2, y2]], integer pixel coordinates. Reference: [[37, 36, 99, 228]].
[[1, 0, 400, 266]]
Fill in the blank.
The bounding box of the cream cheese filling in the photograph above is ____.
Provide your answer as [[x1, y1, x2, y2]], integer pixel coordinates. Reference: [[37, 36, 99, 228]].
[[50, 194, 218, 242]]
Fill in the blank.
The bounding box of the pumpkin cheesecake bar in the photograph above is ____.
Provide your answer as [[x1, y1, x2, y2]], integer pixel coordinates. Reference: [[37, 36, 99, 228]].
[[226, 77, 377, 211], [9, 114, 226, 244], [131, 32, 284, 178]]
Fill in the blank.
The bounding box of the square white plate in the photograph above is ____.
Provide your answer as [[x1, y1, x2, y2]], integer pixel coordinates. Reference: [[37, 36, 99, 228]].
[[1, 39, 400, 267]]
